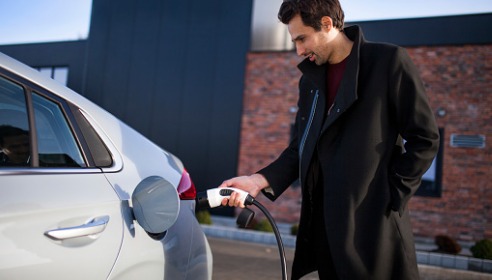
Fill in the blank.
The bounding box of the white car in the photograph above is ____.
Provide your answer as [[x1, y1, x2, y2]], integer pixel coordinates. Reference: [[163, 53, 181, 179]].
[[0, 52, 212, 279]]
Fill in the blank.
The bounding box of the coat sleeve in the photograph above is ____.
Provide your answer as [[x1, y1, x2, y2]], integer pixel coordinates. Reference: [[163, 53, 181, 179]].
[[256, 79, 307, 201], [388, 47, 440, 216], [257, 142, 299, 201]]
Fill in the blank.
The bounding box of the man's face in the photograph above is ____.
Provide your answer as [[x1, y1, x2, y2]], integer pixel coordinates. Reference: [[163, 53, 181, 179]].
[[288, 14, 334, 65], [2, 134, 30, 163]]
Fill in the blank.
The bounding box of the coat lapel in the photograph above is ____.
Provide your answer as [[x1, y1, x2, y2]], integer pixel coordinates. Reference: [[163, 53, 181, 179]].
[[296, 26, 364, 184], [298, 59, 327, 91], [297, 61, 326, 184], [321, 26, 362, 134]]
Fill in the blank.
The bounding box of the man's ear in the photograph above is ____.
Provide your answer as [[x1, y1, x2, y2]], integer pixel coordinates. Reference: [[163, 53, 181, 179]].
[[320, 16, 333, 30]]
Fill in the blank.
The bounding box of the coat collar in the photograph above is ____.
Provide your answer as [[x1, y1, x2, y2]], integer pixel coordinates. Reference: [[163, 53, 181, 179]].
[[297, 25, 364, 129]]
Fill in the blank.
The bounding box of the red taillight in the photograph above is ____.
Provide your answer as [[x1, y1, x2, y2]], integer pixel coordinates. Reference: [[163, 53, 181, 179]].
[[177, 169, 196, 200]]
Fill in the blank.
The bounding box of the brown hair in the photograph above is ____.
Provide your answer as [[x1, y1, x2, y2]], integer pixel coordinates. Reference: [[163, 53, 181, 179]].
[[278, 0, 345, 31]]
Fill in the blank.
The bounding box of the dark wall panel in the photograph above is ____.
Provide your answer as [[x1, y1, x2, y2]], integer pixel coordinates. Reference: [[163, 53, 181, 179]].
[[351, 13, 492, 46], [205, 0, 253, 190], [150, 1, 191, 153], [178, 0, 222, 188], [80, 0, 110, 102], [97, 0, 136, 119], [84, 0, 253, 195], [125, 0, 162, 133]]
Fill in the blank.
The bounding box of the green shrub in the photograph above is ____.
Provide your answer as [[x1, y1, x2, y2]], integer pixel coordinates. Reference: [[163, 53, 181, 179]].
[[470, 239, 492, 260], [290, 224, 299, 236], [195, 210, 212, 225], [254, 218, 273, 232]]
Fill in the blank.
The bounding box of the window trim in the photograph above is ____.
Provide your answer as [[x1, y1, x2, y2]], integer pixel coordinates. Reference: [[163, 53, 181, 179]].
[[415, 128, 444, 197], [0, 68, 108, 171], [69, 103, 114, 168]]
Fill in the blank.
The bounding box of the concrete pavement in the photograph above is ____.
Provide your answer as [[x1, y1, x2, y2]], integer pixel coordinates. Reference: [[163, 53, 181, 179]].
[[203, 216, 492, 279], [209, 237, 492, 280]]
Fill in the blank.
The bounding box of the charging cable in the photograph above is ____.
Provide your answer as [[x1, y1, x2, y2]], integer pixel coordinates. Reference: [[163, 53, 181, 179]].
[[197, 187, 288, 280]]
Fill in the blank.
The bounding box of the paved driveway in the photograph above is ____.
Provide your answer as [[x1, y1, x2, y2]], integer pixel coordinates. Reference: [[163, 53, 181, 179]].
[[208, 237, 492, 280]]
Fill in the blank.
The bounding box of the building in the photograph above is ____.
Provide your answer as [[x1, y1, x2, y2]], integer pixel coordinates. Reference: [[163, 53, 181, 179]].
[[243, 11, 492, 244], [1, 0, 490, 244]]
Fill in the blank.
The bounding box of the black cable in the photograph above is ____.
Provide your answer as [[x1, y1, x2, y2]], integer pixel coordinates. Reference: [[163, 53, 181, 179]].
[[196, 191, 288, 279], [252, 199, 288, 280]]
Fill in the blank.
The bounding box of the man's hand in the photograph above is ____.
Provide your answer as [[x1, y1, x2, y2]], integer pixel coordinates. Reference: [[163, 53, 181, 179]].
[[218, 174, 269, 208]]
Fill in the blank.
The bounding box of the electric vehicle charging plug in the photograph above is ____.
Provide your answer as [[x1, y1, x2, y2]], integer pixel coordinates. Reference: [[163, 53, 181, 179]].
[[196, 187, 254, 209]]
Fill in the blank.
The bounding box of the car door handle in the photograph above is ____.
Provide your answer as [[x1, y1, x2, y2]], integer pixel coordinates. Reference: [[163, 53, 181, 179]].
[[44, 215, 110, 240]]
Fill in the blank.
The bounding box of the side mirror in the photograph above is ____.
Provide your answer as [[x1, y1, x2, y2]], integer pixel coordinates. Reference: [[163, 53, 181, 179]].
[[132, 176, 180, 234]]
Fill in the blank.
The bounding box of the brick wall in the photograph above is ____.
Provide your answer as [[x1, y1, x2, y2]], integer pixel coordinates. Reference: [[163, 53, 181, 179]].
[[408, 45, 492, 242], [238, 45, 491, 243]]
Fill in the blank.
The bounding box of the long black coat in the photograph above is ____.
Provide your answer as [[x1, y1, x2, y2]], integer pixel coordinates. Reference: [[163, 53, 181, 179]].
[[258, 26, 439, 279]]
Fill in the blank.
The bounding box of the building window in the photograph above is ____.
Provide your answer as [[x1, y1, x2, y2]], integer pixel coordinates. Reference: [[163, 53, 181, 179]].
[[37, 66, 69, 86], [415, 128, 444, 197]]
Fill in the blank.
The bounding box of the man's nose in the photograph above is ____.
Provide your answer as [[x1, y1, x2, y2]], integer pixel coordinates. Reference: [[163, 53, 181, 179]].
[[295, 44, 304, 56]]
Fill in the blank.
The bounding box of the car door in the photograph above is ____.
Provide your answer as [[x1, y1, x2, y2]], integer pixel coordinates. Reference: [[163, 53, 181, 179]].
[[0, 74, 124, 279]]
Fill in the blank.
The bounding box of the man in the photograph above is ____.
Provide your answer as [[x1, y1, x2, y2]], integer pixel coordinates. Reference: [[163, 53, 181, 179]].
[[220, 0, 439, 279]]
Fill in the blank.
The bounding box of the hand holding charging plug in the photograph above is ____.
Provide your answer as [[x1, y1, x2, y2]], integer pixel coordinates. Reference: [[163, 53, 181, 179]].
[[196, 187, 254, 209], [217, 174, 270, 207]]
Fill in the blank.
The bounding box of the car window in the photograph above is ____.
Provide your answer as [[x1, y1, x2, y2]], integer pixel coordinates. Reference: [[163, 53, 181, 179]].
[[32, 92, 86, 167], [0, 76, 31, 167], [0, 75, 85, 168]]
